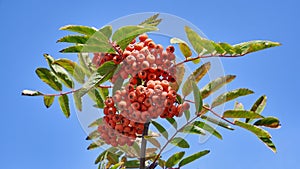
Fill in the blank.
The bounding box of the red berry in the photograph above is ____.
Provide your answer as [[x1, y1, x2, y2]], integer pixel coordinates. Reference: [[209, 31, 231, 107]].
[[105, 97, 114, 107], [166, 45, 175, 53]]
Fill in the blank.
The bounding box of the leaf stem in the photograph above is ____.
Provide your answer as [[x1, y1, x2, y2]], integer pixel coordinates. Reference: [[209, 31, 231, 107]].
[[202, 105, 235, 125], [140, 122, 150, 169], [41, 85, 112, 97], [175, 54, 243, 67]]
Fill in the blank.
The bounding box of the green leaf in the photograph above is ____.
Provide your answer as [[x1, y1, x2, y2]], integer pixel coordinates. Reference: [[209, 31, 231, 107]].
[[35, 68, 62, 91], [179, 150, 210, 167], [233, 40, 281, 55], [211, 88, 254, 108], [87, 140, 105, 150], [51, 64, 74, 89], [57, 35, 89, 44], [60, 44, 112, 53], [145, 137, 161, 149], [166, 118, 177, 129], [78, 61, 117, 97], [86, 129, 100, 140], [182, 62, 211, 96], [218, 42, 236, 55], [88, 88, 105, 108], [88, 118, 103, 128], [201, 75, 236, 99], [151, 120, 168, 139], [184, 109, 191, 121], [170, 37, 192, 58], [112, 76, 124, 95], [59, 25, 97, 36], [73, 91, 82, 111], [234, 121, 271, 138], [112, 25, 158, 50], [170, 64, 185, 91], [165, 151, 185, 168], [185, 26, 215, 55], [43, 95, 55, 108], [181, 124, 206, 135], [246, 95, 267, 123], [259, 137, 277, 153], [110, 162, 123, 169], [139, 13, 162, 27], [254, 116, 281, 128], [21, 90, 43, 96], [99, 25, 112, 39], [170, 137, 190, 148], [53, 59, 85, 84], [124, 160, 140, 168], [58, 94, 70, 118], [158, 159, 166, 169], [201, 115, 234, 130], [193, 121, 222, 139], [223, 110, 264, 119], [192, 81, 202, 113], [43, 53, 55, 66]]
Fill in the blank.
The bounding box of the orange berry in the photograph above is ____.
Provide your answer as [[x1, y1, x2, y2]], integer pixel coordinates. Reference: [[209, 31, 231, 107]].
[[134, 42, 144, 50], [148, 41, 156, 48], [138, 71, 147, 80], [131, 102, 141, 110], [115, 124, 123, 133], [139, 34, 148, 42]]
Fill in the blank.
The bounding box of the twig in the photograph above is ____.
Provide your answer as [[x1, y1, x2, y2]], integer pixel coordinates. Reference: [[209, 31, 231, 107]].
[[202, 105, 235, 125], [140, 122, 150, 169], [175, 54, 244, 67]]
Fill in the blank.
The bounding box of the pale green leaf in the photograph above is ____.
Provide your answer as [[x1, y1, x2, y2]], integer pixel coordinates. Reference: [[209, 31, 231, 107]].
[[246, 95, 267, 123], [151, 120, 168, 139], [59, 25, 97, 36], [35, 68, 62, 91], [201, 75, 236, 99], [193, 121, 222, 139], [254, 116, 281, 128], [223, 110, 264, 119], [234, 121, 271, 138], [182, 62, 211, 96], [57, 35, 89, 44], [165, 151, 185, 168], [179, 150, 210, 167], [192, 81, 202, 113], [43, 95, 55, 108], [139, 13, 162, 27], [58, 94, 70, 118], [211, 88, 254, 108], [201, 115, 234, 130], [170, 137, 190, 148]]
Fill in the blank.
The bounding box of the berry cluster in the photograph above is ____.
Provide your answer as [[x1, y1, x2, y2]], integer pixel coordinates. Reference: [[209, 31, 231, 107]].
[[98, 97, 144, 147], [93, 34, 190, 147], [111, 34, 177, 82]]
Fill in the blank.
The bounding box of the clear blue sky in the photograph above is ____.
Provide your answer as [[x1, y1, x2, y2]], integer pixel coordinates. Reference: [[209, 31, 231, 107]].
[[0, 0, 299, 169]]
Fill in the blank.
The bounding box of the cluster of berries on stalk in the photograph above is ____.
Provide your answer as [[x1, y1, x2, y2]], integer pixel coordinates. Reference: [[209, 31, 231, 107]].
[[94, 34, 190, 147]]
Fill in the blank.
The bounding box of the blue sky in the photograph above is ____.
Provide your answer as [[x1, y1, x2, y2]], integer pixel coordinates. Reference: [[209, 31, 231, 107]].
[[0, 0, 299, 169]]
